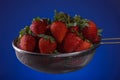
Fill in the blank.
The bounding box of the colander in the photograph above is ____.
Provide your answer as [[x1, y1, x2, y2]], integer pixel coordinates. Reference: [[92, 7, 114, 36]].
[[12, 37, 120, 74]]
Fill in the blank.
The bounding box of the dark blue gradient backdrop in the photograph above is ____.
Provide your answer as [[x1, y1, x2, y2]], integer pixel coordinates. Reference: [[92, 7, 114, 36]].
[[0, 0, 120, 80]]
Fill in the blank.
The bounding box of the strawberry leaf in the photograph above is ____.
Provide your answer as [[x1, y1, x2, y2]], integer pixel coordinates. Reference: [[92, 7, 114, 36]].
[[53, 50, 59, 54], [98, 28, 103, 36], [67, 23, 78, 27], [54, 10, 71, 24], [38, 34, 49, 40], [90, 44, 94, 48], [73, 15, 81, 26], [47, 18, 51, 24], [33, 17, 41, 21], [28, 29, 32, 35], [38, 34, 46, 38], [79, 19, 89, 29], [49, 36, 55, 43], [71, 29, 76, 33], [19, 27, 26, 37], [74, 15, 81, 21], [19, 26, 32, 38], [98, 28, 103, 33], [38, 34, 55, 43]]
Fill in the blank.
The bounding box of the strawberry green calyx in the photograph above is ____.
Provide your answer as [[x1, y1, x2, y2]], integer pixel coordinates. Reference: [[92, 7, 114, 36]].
[[38, 34, 55, 43], [90, 43, 94, 48], [97, 28, 103, 36], [54, 10, 89, 29], [67, 15, 81, 27], [78, 32, 84, 39], [19, 26, 32, 38], [85, 39, 93, 48], [53, 50, 59, 54], [54, 10, 71, 24], [68, 15, 88, 28], [54, 10, 78, 27], [85, 39, 92, 43], [67, 23, 75, 27], [33, 17, 51, 25], [47, 18, 51, 24], [32, 17, 41, 22], [73, 15, 81, 26], [69, 14, 89, 28], [79, 19, 89, 29], [74, 15, 81, 22]]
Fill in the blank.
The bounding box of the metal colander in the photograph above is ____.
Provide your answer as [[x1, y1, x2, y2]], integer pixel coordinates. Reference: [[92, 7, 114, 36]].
[[12, 37, 120, 73]]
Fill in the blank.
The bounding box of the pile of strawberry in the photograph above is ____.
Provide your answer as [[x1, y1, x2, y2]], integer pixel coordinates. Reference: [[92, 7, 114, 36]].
[[18, 10, 102, 54]]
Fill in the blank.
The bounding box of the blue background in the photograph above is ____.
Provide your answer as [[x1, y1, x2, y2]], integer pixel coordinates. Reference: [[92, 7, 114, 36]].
[[0, 0, 120, 80]]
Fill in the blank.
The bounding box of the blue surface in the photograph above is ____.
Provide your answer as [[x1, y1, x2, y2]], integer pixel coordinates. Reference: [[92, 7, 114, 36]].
[[0, 0, 120, 80]]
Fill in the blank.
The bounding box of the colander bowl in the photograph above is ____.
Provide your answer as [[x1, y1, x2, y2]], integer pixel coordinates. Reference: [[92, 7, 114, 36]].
[[12, 38, 100, 73]]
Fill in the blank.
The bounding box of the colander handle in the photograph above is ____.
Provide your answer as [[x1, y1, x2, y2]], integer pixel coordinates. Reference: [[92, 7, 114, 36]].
[[101, 38, 120, 44]]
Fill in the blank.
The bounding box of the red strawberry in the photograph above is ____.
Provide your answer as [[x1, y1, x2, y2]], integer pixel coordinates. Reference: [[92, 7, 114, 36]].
[[93, 35, 101, 43], [45, 25, 52, 35], [81, 20, 98, 42], [30, 17, 48, 35], [39, 35, 57, 54], [75, 40, 92, 51], [63, 33, 83, 53], [50, 21, 68, 43], [19, 34, 36, 52]]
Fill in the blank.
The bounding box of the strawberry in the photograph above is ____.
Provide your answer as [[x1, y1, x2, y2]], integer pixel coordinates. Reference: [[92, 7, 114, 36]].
[[39, 35, 57, 54], [30, 17, 48, 36], [93, 35, 101, 43], [63, 33, 83, 53], [75, 40, 92, 51], [81, 20, 98, 42], [19, 26, 36, 52], [19, 34, 36, 52], [92, 29, 102, 43], [50, 21, 68, 43], [45, 25, 52, 35]]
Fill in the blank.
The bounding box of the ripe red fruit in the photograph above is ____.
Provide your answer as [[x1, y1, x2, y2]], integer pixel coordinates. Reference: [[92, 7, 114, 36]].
[[45, 25, 52, 35], [63, 33, 83, 53], [82, 21, 98, 42], [50, 21, 68, 43], [75, 40, 92, 51], [39, 35, 57, 54], [93, 36, 101, 43], [19, 34, 36, 52], [30, 18, 48, 35]]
